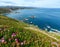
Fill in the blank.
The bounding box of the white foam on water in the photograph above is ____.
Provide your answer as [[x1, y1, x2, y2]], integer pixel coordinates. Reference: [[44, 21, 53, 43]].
[[47, 26, 51, 28], [46, 25, 60, 32]]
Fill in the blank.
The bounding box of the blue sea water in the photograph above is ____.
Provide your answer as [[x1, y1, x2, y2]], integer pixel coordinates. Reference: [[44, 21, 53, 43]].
[[5, 8, 60, 32]]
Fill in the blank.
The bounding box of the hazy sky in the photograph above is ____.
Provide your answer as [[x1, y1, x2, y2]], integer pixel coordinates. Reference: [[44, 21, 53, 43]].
[[0, 0, 60, 8]]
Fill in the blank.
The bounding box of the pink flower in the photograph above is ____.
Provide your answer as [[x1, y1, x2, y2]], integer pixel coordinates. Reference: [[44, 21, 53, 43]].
[[12, 33, 16, 37], [21, 42, 24, 45], [1, 39, 5, 43], [51, 42, 59, 47], [1, 37, 5, 43], [51, 42, 57, 45], [15, 38, 19, 43]]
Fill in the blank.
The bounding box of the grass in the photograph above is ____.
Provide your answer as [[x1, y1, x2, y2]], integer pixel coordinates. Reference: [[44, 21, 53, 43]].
[[0, 15, 60, 47]]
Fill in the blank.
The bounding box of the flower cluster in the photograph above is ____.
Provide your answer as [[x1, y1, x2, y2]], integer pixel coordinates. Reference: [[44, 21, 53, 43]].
[[12, 33, 16, 37], [0, 37, 6, 44]]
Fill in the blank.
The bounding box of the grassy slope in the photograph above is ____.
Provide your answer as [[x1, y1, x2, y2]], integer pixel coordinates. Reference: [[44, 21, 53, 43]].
[[0, 15, 60, 47]]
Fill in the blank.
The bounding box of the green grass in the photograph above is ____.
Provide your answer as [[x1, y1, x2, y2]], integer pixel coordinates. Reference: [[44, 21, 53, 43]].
[[0, 15, 60, 47]]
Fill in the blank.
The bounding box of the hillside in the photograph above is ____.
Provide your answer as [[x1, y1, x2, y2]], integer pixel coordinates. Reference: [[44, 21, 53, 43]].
[[0, 6, 34, 14], [0, 15, 60, 47]]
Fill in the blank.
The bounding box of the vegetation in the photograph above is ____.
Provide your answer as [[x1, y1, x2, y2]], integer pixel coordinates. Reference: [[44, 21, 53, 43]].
[[0, 8, 11, 14], [0, 6, 34, 14], [0, 15, 60, 47]]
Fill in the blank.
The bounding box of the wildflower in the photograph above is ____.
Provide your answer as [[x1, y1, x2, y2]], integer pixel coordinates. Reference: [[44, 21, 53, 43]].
[[20, 42, 24, 45], [1, 39, 5, 43], [12, 33, 16, 37], [15, 38, 19, 43], [51, 42, 59, 47], [1, 37, 6, 43], [0, 37, 7, 44], [15, 38, 20, 46]]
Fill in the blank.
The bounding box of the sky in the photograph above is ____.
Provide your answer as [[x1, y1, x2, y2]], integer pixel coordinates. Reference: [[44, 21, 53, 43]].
[[0, 0, 60, 8]]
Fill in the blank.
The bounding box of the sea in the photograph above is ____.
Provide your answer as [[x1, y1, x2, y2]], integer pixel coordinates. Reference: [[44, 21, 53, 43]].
[[5, 8, 60, 32]]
